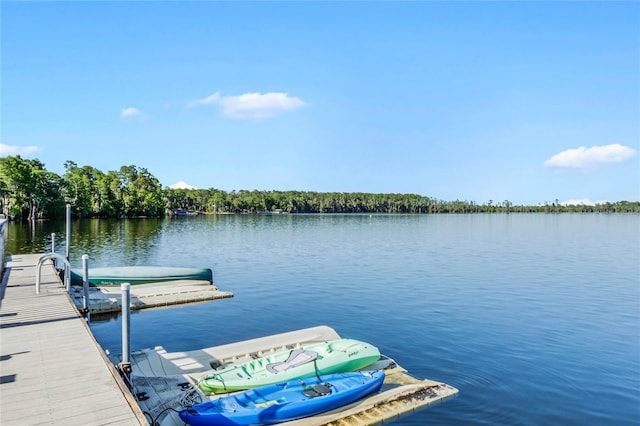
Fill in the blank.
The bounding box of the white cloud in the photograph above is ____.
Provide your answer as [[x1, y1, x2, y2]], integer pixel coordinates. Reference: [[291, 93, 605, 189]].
[[544, 144, 637, 169], [169, 181, 197, 190], [561, 198, 596, 206], [561, 198, 619, 206], [0, 143, 40, 157], [189, 92, 221, 108], [120, 107, 144, 118], [189, 91, 306, 119]]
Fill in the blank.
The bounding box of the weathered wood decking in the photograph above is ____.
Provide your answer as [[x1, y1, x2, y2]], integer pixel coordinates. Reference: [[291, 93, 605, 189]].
[[0, 253, 147, 425]]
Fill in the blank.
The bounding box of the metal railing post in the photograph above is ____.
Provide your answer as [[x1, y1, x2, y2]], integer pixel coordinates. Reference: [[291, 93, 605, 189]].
[[50, 233, 56, 270], [120, 283, 132, 376], [65, 204, 71, 261], [64, 264, 70, 292], [82, 254, 90, 318]]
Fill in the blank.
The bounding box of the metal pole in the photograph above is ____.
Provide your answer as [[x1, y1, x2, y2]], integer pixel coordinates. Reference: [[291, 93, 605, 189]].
[[121, 283, 132, 375], [50, 233, 56, 270], [82, 254, 89, 318], [64, 264, 71, 292], [65, 204, 71, 260]]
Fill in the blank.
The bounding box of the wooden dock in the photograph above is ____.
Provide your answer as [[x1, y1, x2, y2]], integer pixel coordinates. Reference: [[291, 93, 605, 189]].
[[0, 253, 147, 425]]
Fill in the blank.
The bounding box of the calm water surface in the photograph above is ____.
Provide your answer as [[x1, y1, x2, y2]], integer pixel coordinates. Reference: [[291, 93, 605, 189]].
[[5, 214, 640, 425]]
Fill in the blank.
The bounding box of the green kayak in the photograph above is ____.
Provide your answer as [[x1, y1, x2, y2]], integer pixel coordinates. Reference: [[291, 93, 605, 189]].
[[197, 338, 380, 394], [69, 266, 212, 286]]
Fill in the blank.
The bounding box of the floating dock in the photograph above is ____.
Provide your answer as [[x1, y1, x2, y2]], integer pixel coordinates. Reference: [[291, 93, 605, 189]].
[[0, 254, 147, 425], [111, 325, 458, 426], [1, 253, 458, 425], [69, 279, 233, 315]]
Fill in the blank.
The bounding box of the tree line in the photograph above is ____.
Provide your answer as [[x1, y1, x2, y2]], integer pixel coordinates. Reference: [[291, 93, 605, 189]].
[[1, 155, 638, 220]]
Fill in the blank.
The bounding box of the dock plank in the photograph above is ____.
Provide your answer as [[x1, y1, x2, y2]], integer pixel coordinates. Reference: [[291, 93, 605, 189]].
[[0, 254, 147, 426]]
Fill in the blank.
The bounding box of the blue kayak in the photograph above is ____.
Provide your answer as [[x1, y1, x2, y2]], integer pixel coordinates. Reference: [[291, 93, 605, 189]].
[[179, 370, 385, 426]]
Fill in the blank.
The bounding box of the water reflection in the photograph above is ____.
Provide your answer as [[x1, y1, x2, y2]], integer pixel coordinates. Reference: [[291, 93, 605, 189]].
[[5, 214, 640, 425]]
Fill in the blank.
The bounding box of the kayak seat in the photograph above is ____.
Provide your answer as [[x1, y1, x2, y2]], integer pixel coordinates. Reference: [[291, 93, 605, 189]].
[[266, 350, 318, 373], [303, 383, 332, 397]]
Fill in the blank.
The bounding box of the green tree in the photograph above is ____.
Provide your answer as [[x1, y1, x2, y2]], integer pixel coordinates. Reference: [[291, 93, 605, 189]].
[[0, 155, 32, 219], [32, 169, 65, 219], [63, 161, 105, 217], [96, 171, 123, 217], [0, 156, 62, 220], [117, 165, 164, 217]]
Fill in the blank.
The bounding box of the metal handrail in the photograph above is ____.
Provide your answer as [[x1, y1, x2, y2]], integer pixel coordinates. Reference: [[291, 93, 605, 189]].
[[36, 253, 71, 294]]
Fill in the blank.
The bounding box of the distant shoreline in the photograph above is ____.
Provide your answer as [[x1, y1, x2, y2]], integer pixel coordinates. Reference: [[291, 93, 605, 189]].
[[1, 155, 638, 220]]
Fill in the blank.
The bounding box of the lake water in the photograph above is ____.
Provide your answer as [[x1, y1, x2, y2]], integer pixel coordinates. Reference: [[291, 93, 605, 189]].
[[4, 214, 640, 425]]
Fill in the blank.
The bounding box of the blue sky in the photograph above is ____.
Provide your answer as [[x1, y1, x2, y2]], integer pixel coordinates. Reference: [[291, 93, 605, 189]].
[[2, 1, 638, 205]]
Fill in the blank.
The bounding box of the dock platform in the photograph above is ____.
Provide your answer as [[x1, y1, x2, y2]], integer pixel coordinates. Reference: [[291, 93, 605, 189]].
[[69, 280, 233, 315], [1, 252, 458, 425], [112, 326, 459, 426], [0, 253, 147, 425]]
